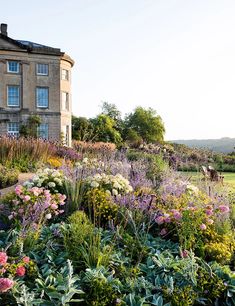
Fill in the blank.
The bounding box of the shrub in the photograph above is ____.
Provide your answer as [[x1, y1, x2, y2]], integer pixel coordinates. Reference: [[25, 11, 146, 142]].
[[0, 165, 19, 189], [86, 173, 133, 196], [7, 185, 66, 230], [80, 267, 121, 306], [86, 188, 118, 226], [63, 211, 94, 268], [24, 168, 65, 194], [47, 157, 63, 168]]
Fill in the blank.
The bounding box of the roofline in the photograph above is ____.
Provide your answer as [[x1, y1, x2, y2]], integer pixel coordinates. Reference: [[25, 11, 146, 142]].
[[61, 53, 75, 67]]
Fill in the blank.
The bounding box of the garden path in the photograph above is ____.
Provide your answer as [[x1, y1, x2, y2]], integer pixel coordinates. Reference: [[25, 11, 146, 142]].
[[0, 173, 35, 197]]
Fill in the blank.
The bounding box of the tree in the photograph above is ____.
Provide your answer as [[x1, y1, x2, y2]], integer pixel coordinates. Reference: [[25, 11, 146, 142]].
[[124, 107, 165, 143], [72, 116, 94, 141], [91, 114, 122, 145], [101, 101, 122, 122], [101, 101, 124, 135]]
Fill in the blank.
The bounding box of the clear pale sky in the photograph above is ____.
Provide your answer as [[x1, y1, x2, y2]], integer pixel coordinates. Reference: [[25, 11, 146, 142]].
[[1, 0, 235, 140]]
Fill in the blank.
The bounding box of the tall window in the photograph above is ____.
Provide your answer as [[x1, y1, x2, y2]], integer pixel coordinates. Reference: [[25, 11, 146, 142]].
[[36, 87, 49, 108], [37, 123, 49, 139], [7, 86, 20, 107], [62, 92, 69, 110], [7, 122, 19, 136], [61, 69, 69, 80], [36, 63, 48, 75], [7, 61, 19, 73]]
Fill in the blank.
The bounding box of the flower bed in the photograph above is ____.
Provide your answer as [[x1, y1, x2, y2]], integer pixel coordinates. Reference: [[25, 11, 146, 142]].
[[0, 151, 234, 305]]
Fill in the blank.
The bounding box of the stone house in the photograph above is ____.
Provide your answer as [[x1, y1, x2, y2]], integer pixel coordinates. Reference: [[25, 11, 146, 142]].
[[0, 23, 74, 145]]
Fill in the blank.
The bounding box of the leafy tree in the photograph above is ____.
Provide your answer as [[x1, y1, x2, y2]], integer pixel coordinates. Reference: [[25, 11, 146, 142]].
[[91, 114, 122, 145], [101, 101, 124, 135], [72, 116, 94, 141], [124, 107, 165, 143]]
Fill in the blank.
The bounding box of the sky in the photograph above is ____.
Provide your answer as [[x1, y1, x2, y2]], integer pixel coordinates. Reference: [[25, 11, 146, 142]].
[[1, 0, 235, 140]]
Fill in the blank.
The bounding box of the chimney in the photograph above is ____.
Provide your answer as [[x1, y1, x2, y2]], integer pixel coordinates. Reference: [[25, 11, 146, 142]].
[[0, 24, 8, 36]]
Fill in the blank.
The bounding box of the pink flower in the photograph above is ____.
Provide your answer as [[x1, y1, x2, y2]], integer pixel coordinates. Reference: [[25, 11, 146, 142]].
[[160, 228, 167, 236], [0, 252, 8, 266], [59, 194, 66, 201], [22, 256, 30, 264], [180, 250, 189, 258], [205, 209, 213, 216], [172, 210, 182, 220], [15, 185, 23, 196], [207, 218, 214, 225], [18, 208, 24, 215], [164, 214, 171, 223], [218, 205, 230, 213], [51, 203, 58, 210], [23, 195, 31, 202], [16, 266, 26, 277], [200, 223, 207, 230], [44, 189, 51, 196], [0, 278, 14, 293], [0, 268, 6, 274], [155, 216, 165, 225]]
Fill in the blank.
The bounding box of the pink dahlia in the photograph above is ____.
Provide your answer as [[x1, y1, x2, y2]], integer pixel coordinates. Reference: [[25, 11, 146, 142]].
[[0, 278, 14, 293], [22, 256, 30, 264], [16, 266, 26, 277], [0, 252, 8, 266]]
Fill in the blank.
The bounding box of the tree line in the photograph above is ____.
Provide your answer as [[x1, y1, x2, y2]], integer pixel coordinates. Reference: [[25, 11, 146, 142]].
[[72, 102, 165, 146]]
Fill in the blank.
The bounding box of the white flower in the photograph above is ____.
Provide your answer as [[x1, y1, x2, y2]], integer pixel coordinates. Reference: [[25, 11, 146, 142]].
[[45, 213, 52, 219], [48, 182, 56, 188], [106, 190, 111, 196], [90, 181, 99, 188], [112, 189, 118, 196]]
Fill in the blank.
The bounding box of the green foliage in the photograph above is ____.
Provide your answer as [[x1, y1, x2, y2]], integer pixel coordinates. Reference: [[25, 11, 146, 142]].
[[124, 107, 165, 143], [63, 179, 86, 214], [125, 129, 143, 148], [12, 260, 83, 305], [20, 115, 41, 138], [0, 164, 19, 188], [91, 114, 123, 145], [63, 211, 94, 268], [80, 267, 121, 306], [72, 116, 94, 141]]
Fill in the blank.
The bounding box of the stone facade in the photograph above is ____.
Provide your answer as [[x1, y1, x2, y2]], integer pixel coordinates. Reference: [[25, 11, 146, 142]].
[[0, 24, 74, 145]]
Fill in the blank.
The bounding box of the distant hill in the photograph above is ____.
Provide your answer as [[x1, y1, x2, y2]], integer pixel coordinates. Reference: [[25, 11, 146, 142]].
[[170, 137, 235, 154]]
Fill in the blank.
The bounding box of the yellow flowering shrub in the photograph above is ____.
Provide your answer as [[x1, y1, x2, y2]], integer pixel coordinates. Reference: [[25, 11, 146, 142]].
[[47, 157, 63, 168], [86, 188, 118, 225]]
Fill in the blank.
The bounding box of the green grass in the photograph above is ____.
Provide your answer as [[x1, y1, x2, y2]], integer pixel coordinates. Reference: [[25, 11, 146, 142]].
[[179, 171, 235, 190]]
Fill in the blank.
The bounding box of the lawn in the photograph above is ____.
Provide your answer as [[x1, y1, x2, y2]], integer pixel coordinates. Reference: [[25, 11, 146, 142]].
[[179, 171, 235, 190]]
